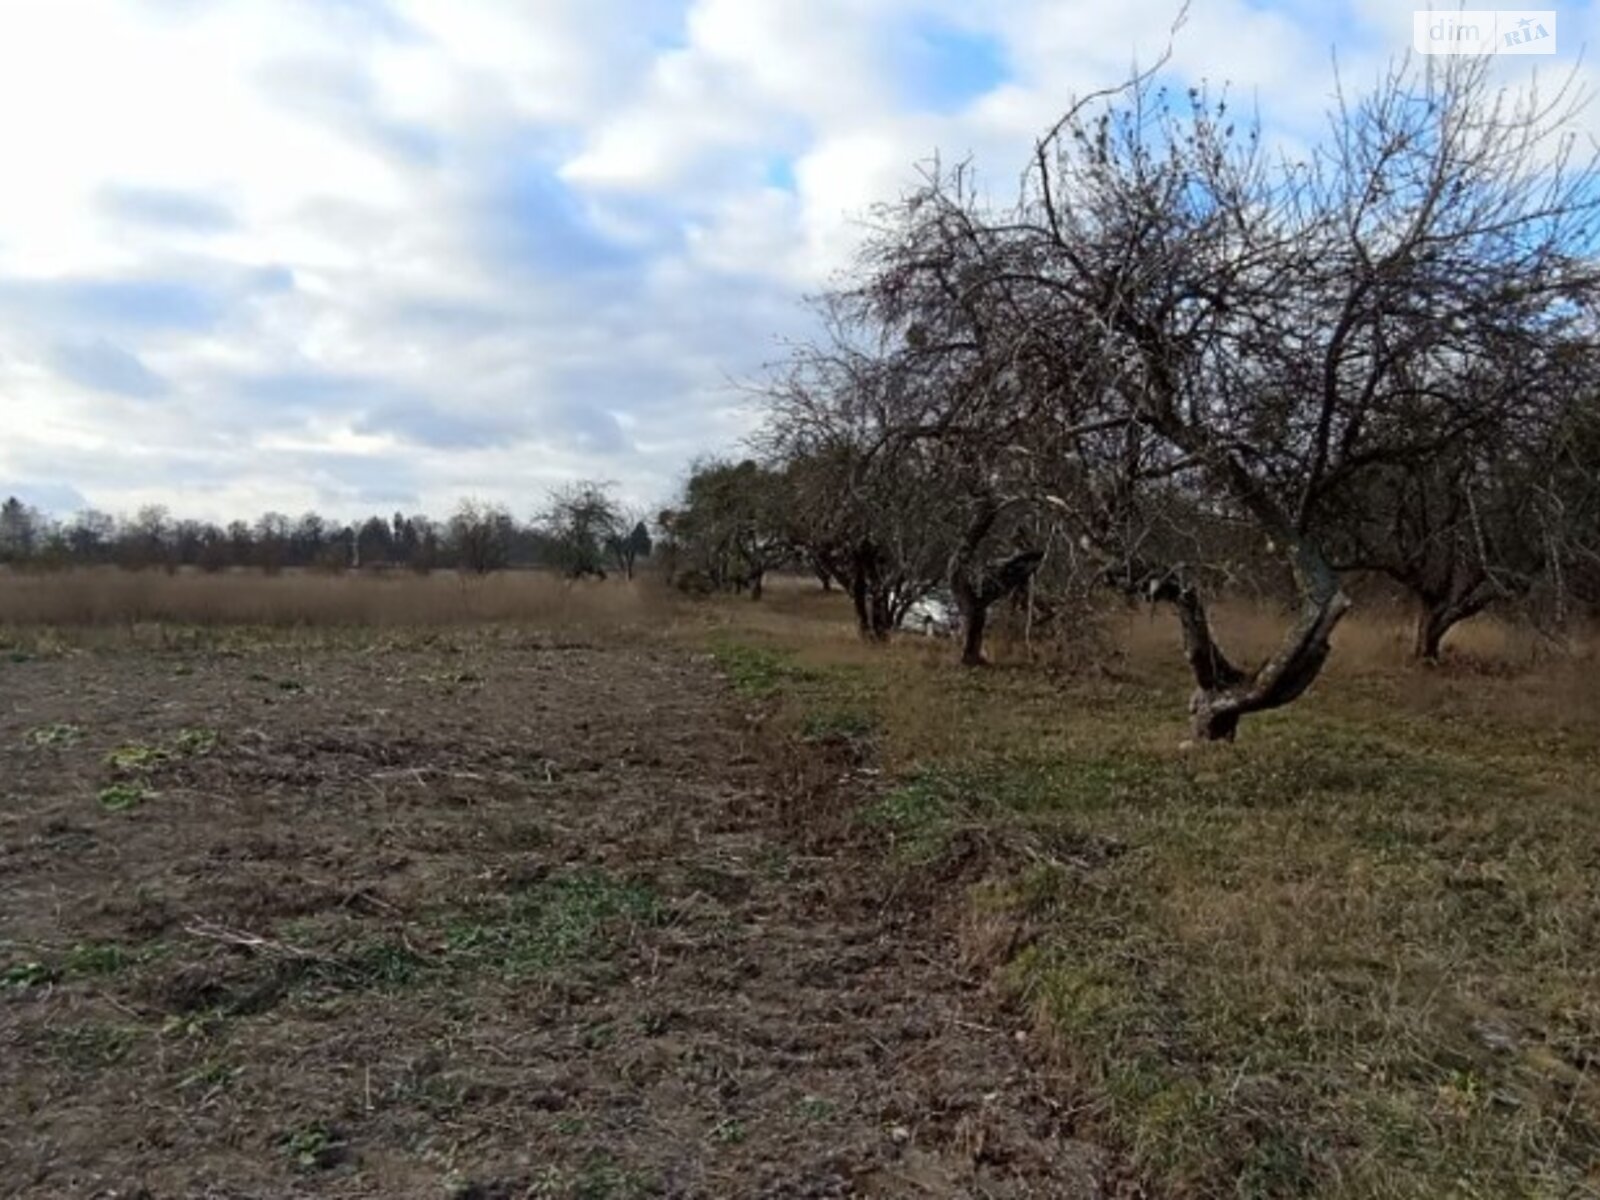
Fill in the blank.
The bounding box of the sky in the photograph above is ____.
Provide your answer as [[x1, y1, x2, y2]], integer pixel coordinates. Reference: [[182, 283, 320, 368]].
[[0, 0, 1591, 522]]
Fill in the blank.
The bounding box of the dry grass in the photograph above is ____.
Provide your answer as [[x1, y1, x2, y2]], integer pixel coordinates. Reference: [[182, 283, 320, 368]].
[[703, 585, 1600, 1198], [0, 566, 674, 631]]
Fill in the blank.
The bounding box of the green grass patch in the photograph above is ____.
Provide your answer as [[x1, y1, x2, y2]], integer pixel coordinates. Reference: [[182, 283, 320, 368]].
[[65, 941, 130, 976], [444, 870, 663, 979], [25, 722, 84, 748], [799, 705, 876, 742], [320, 937, 427, 991], [709, 640, 812, 698], [3, 960, 58, 989], [105, 743, 169, 774], [861, 771, 958, 865], [47, 1023, 139, 1069], [97, 781, 152, 811], [987, 731, 1596, 1195]]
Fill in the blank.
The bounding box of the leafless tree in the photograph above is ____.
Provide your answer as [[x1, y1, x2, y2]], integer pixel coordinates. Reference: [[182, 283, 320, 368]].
[[760, 330, 953, 638], [605, 507, 653, 581], [1002, 57, 1595, 737], [762, 54, 1600, 738], [449, 500, 515, 575], [540, 482, 621, 580]]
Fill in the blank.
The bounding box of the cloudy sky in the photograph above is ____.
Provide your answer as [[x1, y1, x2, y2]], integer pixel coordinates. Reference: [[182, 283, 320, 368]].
[[0, 0, 1587, 521]]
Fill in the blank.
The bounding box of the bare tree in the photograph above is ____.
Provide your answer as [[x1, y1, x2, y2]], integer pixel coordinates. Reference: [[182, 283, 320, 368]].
[[605, 508, 653, 581], [449, 500, 515, 575], [762, 54, 1600, 737], [1004, 58, 1595, 737], [1313, 320, 1600, 658], [540, 482, 621, 580], [845, 167, 1083, 662], [761, 337, 950, 638]]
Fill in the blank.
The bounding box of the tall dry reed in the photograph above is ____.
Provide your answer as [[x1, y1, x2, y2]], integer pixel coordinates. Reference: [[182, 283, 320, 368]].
[[0, 567, 670, 629]]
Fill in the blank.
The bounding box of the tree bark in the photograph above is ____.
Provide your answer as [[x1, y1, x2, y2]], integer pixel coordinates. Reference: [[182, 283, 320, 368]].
[[851, 578, 871, 637], [950, 552, 1045, 666], [1411, 591, 1491, 662], [1141, 538, 1350, 742], [1413, 604, 1449, 662], [850, 571, 890, 641], [947, 496, 1044, 668], [1180, 553, 1351, 742], [868, 589, 895, 640], [952, 568, 987, 664], [959, 603, 988, 666], [1153, 426, 1352, 740]]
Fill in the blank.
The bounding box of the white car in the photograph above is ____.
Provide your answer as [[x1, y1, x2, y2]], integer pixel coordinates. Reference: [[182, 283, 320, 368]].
[[902, 593, 959, 637]]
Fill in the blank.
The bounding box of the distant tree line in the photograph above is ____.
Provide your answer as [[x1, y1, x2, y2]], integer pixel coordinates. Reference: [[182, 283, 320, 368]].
[[0, 484, 653, 579]]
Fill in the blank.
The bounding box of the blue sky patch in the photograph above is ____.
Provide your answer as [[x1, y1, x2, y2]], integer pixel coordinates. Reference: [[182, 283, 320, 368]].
[[480, 158, 641, 278], [764, 157, 797, 192], [892, 18, 1008, 113]]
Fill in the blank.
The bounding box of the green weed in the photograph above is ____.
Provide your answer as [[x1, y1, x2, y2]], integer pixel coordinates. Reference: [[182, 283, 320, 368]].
[[281, 1122, 347, 1171], [25, 722, 84, 748], [105, 743, 168, 774], [445, 871, 662, 979], [172, 727, 220, 756], [709, 641, 810, 698], [66, 941, 128, 975], [98, 781, 152, 811], [48, 1023, 138, 1068], [3, 960, 58, 989]]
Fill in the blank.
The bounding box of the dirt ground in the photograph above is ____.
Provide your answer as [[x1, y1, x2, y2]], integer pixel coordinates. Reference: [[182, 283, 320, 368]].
[[0, 631, 1105, 1199]]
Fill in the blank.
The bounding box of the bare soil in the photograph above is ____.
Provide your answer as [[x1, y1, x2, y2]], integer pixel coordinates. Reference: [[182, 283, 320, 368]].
[[0, 632, 1102, 1198]]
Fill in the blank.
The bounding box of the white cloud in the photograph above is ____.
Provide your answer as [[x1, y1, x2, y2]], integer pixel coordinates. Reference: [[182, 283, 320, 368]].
[[0, 0, 1580, 520]]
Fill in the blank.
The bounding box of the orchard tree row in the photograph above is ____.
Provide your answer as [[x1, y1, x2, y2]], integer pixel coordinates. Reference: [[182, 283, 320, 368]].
[[663, 55, 1600, 741]]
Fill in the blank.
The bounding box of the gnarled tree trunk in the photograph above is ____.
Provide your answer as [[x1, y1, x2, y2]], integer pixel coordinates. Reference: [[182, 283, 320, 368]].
[[1151, 535, 1351, 742], [846, 552, 896, 641], [1410, 580, 1495, 662], [948, 498, 1044, 667], [849, 571, 875, 639], [952, 549, 1045, 666], [1132, 417, 1354, 741], [1413, 603, 1450, 662], [954, 588, 989, 666]]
